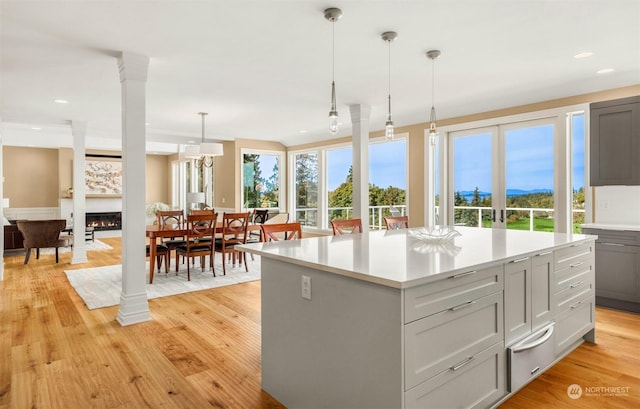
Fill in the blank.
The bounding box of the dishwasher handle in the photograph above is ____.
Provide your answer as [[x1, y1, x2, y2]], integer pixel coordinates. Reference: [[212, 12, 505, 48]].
[[512, 325, 554, 353]]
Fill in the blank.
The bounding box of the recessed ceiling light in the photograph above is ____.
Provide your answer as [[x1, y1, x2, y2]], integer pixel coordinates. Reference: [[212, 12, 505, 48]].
[[188, 140, 196, 144], [31, 127, 41, 130], [145, 122, 150, 126], [597, 68, 615, 74], [299, 130, 308, 134], [54, 99, 69, 104], [574, 52, 593, 59]]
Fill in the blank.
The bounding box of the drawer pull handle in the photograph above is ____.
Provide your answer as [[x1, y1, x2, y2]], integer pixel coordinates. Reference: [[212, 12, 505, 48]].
[[511, 257, 530, 263], [570, 280, 584, 289], [600, 242, 625, 247], [450, 356, 474, 371], [530, 366, 541, 375], [449, 300, 476, 311], [570, 261, 584, 268], [536, 251, 552, 256], [512, 325, 555, 353], [448, 270, 477, 279], [570, 300, 585, 309]]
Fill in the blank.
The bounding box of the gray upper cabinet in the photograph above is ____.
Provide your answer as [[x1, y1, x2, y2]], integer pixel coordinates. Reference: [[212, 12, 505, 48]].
[[590, 96, 640, 186]]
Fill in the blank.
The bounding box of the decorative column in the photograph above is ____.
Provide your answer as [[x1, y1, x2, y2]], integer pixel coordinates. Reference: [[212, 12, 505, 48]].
[[71, 120, 89, 263], [0, 130, 4, 281], [116, 51, 151, 326], [349, 104, 371, 231]]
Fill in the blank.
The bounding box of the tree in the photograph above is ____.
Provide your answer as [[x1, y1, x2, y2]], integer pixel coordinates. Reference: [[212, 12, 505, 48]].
[[243, 154, 262, 208]]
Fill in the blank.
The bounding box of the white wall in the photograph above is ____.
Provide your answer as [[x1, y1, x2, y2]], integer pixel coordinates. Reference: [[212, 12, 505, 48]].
[[594, 186, 640, 224]]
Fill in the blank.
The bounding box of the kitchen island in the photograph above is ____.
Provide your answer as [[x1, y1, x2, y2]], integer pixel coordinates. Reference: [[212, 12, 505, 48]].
[[238, 227, 597, 409]]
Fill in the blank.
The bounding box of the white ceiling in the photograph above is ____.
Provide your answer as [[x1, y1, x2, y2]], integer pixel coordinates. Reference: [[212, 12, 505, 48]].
[[1, 0, 639, 154]]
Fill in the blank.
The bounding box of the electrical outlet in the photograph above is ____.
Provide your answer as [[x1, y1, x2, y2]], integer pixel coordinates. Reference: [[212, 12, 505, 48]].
[[301, 275, 311, 300]]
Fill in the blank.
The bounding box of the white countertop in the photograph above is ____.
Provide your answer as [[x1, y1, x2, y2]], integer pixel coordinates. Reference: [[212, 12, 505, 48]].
[[581, 223, 640, 232], [238, 227, 597, 289]]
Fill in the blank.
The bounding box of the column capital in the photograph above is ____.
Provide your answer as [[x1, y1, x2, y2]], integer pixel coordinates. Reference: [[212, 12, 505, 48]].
[[118, 52, 149, 83], [349, 104, 372, 123]]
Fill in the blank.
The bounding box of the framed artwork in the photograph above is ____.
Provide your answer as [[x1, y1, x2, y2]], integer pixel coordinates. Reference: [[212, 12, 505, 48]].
[[85, 158, 122, 197]]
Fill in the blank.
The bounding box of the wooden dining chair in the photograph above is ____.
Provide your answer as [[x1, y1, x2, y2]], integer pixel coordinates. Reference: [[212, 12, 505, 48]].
[[260, 222, 303, 242], [331, 218, 363, 235], [384, 215, 409, 230], [156, 209, 186, 268], [146, 243, 170, 275], [174, 213, 217, 281], [190, 209, 216, 216], [215, 212, 250, 275]]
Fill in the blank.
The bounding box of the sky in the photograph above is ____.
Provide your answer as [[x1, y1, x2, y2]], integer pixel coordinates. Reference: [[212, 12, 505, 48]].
[[452, 113, 586, 194], [253, 113, 586, 195], [327, 139, 407, 190]]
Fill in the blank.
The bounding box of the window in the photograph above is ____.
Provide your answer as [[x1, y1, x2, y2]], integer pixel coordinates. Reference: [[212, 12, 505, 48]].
[[327, 146, 353, 223], [294, 152, 319, 226], [290, 136, 407, 231], [241, 150, 284, 210], [570, 112, 586, 233], [437, 105, 588, 233]]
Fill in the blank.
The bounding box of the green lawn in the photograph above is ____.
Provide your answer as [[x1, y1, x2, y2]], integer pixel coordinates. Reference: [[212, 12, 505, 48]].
[[506, 218, 555, 232]]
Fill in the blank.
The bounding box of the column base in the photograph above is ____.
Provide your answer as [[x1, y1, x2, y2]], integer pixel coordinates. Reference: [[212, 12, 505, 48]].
[[116, 291, 150, 326]]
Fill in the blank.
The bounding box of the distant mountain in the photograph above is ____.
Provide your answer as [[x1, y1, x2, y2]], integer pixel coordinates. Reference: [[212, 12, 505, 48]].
[[506, 188, 553, 196], [458, 188, 553, 200]]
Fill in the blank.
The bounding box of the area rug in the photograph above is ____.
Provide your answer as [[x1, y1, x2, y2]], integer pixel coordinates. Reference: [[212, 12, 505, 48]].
[[64, 256, 261, 310], [40, 239, 113, 254]]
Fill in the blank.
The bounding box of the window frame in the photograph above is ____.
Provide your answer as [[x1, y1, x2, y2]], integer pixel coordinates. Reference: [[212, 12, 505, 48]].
[[430, 104, 590, 233], [240, 148, 286, 212]]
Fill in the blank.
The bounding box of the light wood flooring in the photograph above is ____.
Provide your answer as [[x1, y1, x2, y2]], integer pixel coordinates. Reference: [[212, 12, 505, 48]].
[[1, 237, 638, 409]]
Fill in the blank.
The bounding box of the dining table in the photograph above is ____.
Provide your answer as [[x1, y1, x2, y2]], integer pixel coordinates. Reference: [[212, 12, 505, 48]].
[[146, 223, 261, 284]]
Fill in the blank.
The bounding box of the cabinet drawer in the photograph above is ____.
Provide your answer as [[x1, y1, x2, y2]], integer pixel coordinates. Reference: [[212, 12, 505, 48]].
[[508, 323, 555, 392], [404, 265, 503, 324], [555, 277, 594, 316], [555, 291, 595, 355], [405, 341, 505, 409], [554, 242, 593, 272], [554, 255, 593, 293], [404, 291, 503, 390]]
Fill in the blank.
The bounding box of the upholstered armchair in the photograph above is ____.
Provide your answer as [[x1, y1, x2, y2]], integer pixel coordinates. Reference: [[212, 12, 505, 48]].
[[16, 219, 72, 264]]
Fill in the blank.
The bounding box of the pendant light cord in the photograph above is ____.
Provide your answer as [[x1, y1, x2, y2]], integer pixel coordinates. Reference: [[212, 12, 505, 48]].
[[388, 39, 392, 115], [332, 21, 335, 84]]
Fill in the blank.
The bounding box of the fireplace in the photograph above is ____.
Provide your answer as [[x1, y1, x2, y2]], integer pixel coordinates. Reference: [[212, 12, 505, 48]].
[[86, 212, 122, 231]]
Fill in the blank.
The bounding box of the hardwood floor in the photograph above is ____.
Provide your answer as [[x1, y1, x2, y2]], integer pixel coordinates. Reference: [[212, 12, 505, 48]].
[[1, 237, 638, 409]]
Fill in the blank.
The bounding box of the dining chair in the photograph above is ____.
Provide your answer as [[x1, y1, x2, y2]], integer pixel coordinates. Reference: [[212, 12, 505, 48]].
[[146, 243, 170, 275], [260, 222, 303, 242], [190, 209, 216, 216], [247, 209, 270, 245], [331, 218, 363, 235], [384, 215, 409, 230], [174, 213, 217, 281], [215, 212, 250, 275], [156, 209, 186, 268]]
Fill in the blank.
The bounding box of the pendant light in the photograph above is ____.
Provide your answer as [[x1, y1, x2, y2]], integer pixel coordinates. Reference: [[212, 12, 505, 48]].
[[324, 7, 342, 135], [426, 50, 441, 146], [381, 31, 397, 140], [185, 112, 224, 168]]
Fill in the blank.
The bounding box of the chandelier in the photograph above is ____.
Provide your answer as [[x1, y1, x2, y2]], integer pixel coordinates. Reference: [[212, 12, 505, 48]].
[[184, 112, 224, 167]]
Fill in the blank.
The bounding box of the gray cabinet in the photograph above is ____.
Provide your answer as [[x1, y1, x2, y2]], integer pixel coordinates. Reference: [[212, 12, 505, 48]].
[[504, 252, 553, 347], [581, 228, 640, 312], [552, 241, 596, 355], [590, 96, 640, 186]]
